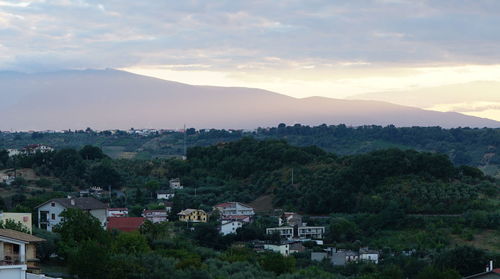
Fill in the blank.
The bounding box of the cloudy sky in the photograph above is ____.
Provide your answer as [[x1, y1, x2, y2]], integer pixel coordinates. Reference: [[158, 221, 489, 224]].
[[1, 0, 500, 112]]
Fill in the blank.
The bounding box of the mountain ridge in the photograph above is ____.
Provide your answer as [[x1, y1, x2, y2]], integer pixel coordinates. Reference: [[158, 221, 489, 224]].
[[0, 69, 499, 130]]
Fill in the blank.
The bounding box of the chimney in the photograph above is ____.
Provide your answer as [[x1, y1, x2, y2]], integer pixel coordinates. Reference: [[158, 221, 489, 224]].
[[70, 199, 75, 206]]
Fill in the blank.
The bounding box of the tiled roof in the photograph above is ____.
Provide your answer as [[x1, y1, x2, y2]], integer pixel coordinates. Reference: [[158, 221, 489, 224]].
[[37, 197, 107, 210], [107, 217, 144, 232], [0, 229, 45, 243]]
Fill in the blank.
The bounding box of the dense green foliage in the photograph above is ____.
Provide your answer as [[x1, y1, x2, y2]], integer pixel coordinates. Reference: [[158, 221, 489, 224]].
[[0, 137, 497, 278], [1, 124, 499, 170]]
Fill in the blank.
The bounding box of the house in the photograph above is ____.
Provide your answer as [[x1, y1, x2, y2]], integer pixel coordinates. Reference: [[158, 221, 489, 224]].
[[164, 201, 173, 213], [464, 261, 499, 278], [266, 225, 325, 240], [264, 243, 290, 256], [297, 226, 325, 239], [156, 190, 175, 200], [263, 241, 305, 256], [359, 247, 380, 264], [169, 178, 183, 190], [266, 227, 294, 239], [36, 197, 108, 232], [220, 220, 243, 236], [178, 209, 208, 223], [107, 217, 145, 232], [0, 212, 32, 233], [22, 144, 54, 154], [142, 210, 168, 223], [6, 149, 21, 157], [222, 215, 252, 223], [107, 208, 128, 218], [279, 212, 303, 227], [328, 247, 380, 266], [214, 202, 255, 219], [0, 229, 45, 277]]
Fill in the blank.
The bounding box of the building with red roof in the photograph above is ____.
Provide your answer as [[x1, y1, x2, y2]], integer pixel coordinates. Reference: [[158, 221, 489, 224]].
[[107, 217, 145, 232]]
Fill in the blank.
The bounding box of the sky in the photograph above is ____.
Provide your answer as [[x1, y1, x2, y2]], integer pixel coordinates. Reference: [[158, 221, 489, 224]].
[[1, 0, 500, 119]]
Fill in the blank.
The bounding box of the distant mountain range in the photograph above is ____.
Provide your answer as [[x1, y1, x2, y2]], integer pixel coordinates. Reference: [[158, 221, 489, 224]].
[[0, 69, 499, 130], [349, 81, 500, 121]]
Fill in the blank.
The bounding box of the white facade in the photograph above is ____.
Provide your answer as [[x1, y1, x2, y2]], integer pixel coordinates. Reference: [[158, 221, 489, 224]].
[[297, 226, 325, 239], [263, 244, 290, 256], [220, 220, 243, 235], [359, 251, 379, 264], [266, 227, 294, 239], [142, 210, 168, 223], [37, 200, 107, 232], [156, 192, 175, 200], [266, 226, 325, 240], [169, 178, 183, 189], [0, 265, 26, 279]]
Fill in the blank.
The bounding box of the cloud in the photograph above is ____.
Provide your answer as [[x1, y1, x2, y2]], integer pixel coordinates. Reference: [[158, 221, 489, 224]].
[[0, 0, 499, 72]]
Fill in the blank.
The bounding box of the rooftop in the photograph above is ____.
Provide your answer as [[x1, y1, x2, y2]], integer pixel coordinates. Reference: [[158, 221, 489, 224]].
[[0, 229, 45, 243], [37, 197, 107, 210]]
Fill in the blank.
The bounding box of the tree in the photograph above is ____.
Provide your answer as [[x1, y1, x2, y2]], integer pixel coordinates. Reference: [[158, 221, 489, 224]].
[[259, 252, 295, 275], [88, 163, 122, 188], [54, 208, 108, 256], [111, 232, 150, 255], [0, 219, 30, 233], [79, 145, 106, 160], [434, 246, 488, 277], [0, 149, 8, 167], [68, 240, 109, 279]]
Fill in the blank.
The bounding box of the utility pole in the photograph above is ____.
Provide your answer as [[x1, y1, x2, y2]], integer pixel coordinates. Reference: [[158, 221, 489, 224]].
[[183, 124, 187, 159], [291, 168, 294, 185]]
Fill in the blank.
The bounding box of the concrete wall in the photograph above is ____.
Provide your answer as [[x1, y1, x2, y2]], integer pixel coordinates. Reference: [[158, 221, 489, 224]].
[[27, 273, 62, 279], [0, 213, 32, 233], [0, 265, 27, 279]]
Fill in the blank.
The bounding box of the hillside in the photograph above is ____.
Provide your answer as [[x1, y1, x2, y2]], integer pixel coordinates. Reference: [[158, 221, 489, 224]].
[[2, 125, 499, 179], [1, 69, 499, 130]]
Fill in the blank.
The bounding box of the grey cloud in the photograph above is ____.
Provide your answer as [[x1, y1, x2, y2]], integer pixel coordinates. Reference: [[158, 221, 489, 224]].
[[0, 0, 499, 71]]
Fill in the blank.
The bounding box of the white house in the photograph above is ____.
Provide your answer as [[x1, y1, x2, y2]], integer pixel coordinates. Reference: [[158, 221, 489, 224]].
[[214, 202, 255, 218], [22, 144, 54, 154], [264, 243, 290, 256], [142, 210, 168, 223], [359, 248, 379, 264], [220, 220, 243, 236], [156, 190, 175, 200], [169, 178, 183, 190], [266, 225, 325, 240], [36, 197, 108, 232]]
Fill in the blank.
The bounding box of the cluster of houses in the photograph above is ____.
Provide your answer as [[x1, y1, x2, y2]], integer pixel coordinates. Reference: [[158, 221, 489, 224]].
[[6, 144, 54, 157]]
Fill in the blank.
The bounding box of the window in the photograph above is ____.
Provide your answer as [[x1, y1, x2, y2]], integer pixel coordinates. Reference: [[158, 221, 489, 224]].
[[51, 202, 55, 207], [51, 213, 55, 220]]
